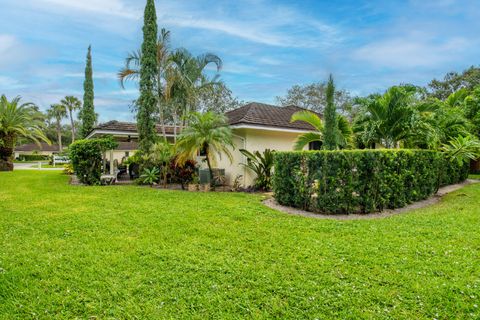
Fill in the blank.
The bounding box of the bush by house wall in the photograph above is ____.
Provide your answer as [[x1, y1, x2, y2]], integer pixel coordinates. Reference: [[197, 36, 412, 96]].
[[273, 150, 469, 214]]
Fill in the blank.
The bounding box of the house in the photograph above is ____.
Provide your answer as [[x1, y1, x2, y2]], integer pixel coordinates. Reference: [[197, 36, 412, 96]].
[[14, 143, 60, 160], [86, 102, 320, 186]]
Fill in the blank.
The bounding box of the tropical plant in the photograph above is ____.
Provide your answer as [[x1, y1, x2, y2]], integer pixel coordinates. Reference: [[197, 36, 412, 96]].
[[166, 49, 223, 140], [47, 104, 67, 151], [136, 0, 159, 152], [441, 135, 480, 165], [145, 140, 173, 188], [353, 85, 429, 148], [140, 167, 160, 187], [80, 45, 96, 138], [239, 149, 275, 191], [119, 28, 171, 139], [176, 112, 234, 187], [290, 110, 352, 150], [0, 95, 50, 171], [170, 158, 196, 190], [61, 96, 82, 142]]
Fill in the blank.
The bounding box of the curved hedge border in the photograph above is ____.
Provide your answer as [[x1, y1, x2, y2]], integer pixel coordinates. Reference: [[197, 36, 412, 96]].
[[273, 150, 469, 214]]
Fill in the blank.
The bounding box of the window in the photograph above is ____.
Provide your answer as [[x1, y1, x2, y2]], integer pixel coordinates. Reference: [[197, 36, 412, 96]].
[[309, 141, 322, 150]]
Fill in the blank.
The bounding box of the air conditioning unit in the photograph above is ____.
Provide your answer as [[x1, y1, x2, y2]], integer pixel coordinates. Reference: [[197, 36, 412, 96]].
[[199, 168, 225, 185]]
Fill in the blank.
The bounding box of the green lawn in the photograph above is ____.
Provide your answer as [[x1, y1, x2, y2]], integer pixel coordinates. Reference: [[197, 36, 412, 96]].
[[1, 171, 479, 319], [470, 174, 480, 180]]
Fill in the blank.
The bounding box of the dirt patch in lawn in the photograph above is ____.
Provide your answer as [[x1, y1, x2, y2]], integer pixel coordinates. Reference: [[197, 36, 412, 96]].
[[263, 179, 480, 220]]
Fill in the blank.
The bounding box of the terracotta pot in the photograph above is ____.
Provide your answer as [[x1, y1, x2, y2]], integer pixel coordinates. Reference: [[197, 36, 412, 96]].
[[200, 184, 211, 192], [188, 184, 199, 192]]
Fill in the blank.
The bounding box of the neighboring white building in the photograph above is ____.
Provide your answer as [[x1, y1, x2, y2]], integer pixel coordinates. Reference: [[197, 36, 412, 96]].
[[86, 103, 321, 186]]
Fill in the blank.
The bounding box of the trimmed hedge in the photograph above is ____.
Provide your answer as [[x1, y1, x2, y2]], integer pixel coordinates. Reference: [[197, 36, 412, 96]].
[[16, 154, 49, 161], [273, 150, 469, 214], [69, 137, 118, 185]]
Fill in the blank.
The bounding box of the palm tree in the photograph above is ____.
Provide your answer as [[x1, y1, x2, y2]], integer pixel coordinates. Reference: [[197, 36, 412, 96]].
[[167, 49, 222, 137], [290, 110, 352, 150], [353, 85, 427, 148], [118, 28, 172, 139], [47, 104, 67, 151], [176, 112, 234, 187], [0, 95, 50, 171], [60, 96, 82, 143]]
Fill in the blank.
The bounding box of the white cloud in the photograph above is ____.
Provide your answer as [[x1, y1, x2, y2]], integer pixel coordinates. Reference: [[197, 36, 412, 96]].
[[0, 76, 24, 89], [64, 71, 118, 80], [36, 0, 141, 19], [352, 35, 469, 69]]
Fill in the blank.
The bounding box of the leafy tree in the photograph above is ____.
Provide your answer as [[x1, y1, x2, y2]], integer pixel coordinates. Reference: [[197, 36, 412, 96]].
[[137, 0, 158, 152], [61, 96, 82, 142], [47, 104, 67, 151], [239, 149, 275, 191], [145, 139, 174, 188], [0, 95, 50, 171], [80, 46, 96, 138], [463, 87, 480, 138], [428, 66, 480, 100], [275, 81, 353, 116], [323, 75, 337, 150], [290, 110, 352, 150], [176, 112, 234, 187], [196, 82, 243, 114], [69, 137, 118, 185]]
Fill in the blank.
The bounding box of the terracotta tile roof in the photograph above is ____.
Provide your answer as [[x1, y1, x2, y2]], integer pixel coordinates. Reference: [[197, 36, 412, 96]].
[[94, 121, 179, 135], [226, 102, 321, 131], [15, 143, 59, 152]]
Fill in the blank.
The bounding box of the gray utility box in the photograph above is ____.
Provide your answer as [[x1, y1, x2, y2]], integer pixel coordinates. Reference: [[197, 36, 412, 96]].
[[199, 168, 225, 185]]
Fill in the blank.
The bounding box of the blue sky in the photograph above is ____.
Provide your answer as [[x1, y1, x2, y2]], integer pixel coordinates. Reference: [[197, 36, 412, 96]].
[[0, 0, 479, 122]]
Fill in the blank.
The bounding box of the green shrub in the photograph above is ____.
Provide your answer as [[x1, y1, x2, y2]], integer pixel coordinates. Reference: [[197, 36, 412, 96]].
[[69, 137, 118, 185], [17, 154, 49, 161], [273, 150, 468, 214]]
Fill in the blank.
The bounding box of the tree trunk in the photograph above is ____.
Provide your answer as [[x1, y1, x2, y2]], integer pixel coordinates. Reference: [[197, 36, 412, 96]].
[[173, 107, 178, 143], [0, 134, 15, 171], [69, 109, 75, 143], [158, 100, 166, 140], [204, 146, 215, 189], [57, 120, 63, 152]]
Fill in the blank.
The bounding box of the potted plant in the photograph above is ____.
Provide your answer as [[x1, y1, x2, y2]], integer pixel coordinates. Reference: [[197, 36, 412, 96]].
[[188, 174, 199, 191]]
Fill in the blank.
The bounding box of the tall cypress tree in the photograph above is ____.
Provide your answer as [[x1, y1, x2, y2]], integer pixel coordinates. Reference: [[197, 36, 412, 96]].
[[323, 74, 337, 150], [80, 45, 96, 138], [137, 0, 158, 152]]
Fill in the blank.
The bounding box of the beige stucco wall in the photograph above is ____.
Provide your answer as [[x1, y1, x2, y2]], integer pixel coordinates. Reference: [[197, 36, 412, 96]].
[[215, 127, 308, 187]]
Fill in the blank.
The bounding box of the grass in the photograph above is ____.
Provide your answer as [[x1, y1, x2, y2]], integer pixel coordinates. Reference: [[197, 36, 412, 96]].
[[469, 174, 480, 180], [1, 171, 480, 319]]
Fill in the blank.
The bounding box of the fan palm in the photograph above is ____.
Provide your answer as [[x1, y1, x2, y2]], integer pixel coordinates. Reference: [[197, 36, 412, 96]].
[[60, 96, 82, 143], [0, 95, 50, 171], [47, 104, 67, 151], [290, 110, 352, 150], [176, 112, 234, 187]]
